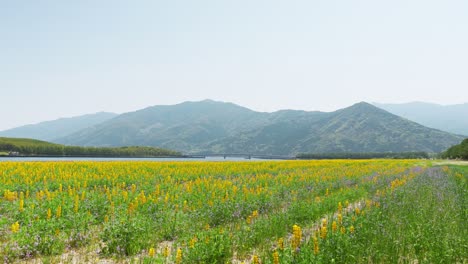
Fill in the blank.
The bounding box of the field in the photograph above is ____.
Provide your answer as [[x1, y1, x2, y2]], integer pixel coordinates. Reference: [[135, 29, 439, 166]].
[[0, 160, 466, 263]]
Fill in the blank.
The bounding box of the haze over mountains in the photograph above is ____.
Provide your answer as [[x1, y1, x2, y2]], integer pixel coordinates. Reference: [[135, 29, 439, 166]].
[[1, 100, 464, 155], [374, 102, 468, 136], [0, 112, 117, 141]]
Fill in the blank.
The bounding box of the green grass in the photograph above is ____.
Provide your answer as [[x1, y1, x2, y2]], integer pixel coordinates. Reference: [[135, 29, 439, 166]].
[[268, 166, 468, 263]]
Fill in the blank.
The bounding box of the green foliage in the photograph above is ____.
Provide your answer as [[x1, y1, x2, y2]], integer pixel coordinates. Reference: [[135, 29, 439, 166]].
[[101, 217, 151, 256], [0, 137, 181, 157], [442, 138, 468, 160]]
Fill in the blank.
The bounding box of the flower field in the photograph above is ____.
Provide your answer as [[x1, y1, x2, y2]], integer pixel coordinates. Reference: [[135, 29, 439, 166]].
[[0, 160, 466, 263]]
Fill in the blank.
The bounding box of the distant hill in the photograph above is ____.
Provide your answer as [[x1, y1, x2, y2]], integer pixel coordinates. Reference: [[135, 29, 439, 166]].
[[0, 137, 180, 157], [0, 112, 118, 141], [373, 102, 468, 136], [56, 100, 464, 155]]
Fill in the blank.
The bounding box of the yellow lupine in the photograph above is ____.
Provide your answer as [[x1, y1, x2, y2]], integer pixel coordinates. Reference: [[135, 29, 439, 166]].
[[313, 236, 319, 254], [292, 224, 302, 249], [148, 247, 155, 257], [252, 254, 260, 264], [11, 221, 20, 233], [277, 237, 284, 250], [332, 221, 337, 232], [320, 225, 327, 239], [56, 205, 62, 218], [175, 248, 183, 264], [19, 198, 24, 212], [272, 251, 280, 264]]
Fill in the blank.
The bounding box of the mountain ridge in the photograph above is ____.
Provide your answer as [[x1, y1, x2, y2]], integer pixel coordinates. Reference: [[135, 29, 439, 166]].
[[0, 112, 118, 141], [55, 100, 464, 155], [373, 102, 468, 136]]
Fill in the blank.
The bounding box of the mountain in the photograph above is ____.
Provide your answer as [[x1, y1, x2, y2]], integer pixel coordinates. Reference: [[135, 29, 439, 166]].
[[0, 112, 118, 141], [373, 102, 468, 136], [56, 100, 464, 155]]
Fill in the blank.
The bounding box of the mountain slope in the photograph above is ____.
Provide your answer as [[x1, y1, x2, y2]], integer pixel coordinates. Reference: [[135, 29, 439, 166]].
[[0, 112, 118, 141], [373, 102, 468, 136], [57, 100, 464, 155]]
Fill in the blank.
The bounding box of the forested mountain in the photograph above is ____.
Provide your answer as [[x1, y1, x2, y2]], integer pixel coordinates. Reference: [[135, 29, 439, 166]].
[[56, 100, 464, 155]]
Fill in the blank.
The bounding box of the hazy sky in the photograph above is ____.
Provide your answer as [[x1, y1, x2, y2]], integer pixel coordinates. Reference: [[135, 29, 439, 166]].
[[1, 0, 467, 130]]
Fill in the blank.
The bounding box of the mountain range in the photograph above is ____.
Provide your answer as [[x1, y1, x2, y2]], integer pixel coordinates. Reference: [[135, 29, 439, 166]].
[[1, 100, 464, 155], [41, 100, 463, 155], [0, 112, 117, 142], [374, 102, 468, 136]]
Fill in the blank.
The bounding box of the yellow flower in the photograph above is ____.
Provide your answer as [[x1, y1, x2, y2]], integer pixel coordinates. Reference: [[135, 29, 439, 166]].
[[340, 226, 346, 234], [355, 207, 360, 215], [19, 198, 24, 212], [320, 225, 327, 239], [277, 237, 284, 250], [252, 210, 259, 218], [11, 221, 20, 233], [273, 251, 280, 264], [56, 205, 62, 218], [332, 221, 337, 232], [47, 208, 52, 220], [292, 224, 302, 249], [252, 254, 260, 264], [163, 246, 170, 257], [313, 236, 319, 254], [175, 248, 183, 264], [148, 247, 155, 257], [349, 225, 355, 234]]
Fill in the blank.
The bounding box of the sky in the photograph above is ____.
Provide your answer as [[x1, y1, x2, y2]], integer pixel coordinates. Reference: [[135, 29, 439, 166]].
[[1, 0, 467, 130]]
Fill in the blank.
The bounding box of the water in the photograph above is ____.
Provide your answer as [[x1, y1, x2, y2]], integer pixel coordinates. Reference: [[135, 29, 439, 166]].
[[0, 156, 273, 162]]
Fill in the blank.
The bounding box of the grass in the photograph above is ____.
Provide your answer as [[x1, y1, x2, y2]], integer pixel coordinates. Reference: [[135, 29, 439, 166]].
[[0, 160, 466, 263]]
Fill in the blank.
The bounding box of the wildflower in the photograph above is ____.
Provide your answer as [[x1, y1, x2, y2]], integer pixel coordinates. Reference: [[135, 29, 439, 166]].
[[11, 221, 20, 233], [163, 246, 170, 257], [175, 248, 183, 264], [253, 254, 260, 264], [338, 202, 342, 212], [19, 198, 24, 212], [47, 208, 52, 219], [252, 210, 259, 218], [337, 213, 343, 224], [313, 236, 319, 254], [320, 225, 327, 239], [56, 205, 62, 218], [148, 247, 155, 257], [74, 195, 79, 213], [340, 226, 346, 234], [355, 207, 360, 215], [292, 224, 302, 250], [349, 225, 355, 234], [273, 251, 280, 264], [277, 237, 284, 250], [332, 221, 337, 232]]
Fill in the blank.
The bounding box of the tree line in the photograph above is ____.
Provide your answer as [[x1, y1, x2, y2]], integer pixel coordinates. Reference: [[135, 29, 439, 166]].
[[0, 138, 181, 157], [441, 138, 468, 160]]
